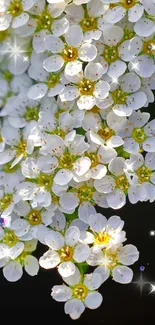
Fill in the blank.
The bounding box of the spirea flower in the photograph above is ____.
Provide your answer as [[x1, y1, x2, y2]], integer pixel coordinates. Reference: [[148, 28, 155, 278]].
[[1, 0, 155, 318]]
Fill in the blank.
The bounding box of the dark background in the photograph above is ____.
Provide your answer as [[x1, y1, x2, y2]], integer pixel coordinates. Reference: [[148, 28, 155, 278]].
[[1, 102, 155, 323]]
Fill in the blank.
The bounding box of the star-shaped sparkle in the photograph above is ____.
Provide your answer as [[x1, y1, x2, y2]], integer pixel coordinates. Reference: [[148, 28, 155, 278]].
[[0, 35, 30, 68], [132, 272, 149, 296], [148, 284, 155, 295]]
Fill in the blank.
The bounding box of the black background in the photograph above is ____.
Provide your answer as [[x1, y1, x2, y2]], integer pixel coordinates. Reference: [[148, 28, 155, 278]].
[[0, 103, 155, 323]]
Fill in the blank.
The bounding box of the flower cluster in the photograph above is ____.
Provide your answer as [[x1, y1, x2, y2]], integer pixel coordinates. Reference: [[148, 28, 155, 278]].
[[0, 0, 155, 319]]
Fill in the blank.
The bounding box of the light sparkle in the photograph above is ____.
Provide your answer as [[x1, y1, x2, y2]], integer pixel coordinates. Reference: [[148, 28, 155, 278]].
[[130, 62, 139, 72], [0, 35, 30, 68], [132, 272, 149, 296], [150, 230, 155, 236], [148, 284, 155, 295]]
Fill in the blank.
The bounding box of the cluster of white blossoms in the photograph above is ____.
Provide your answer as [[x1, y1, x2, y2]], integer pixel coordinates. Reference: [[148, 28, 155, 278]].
[[0, 0, 155, 319]]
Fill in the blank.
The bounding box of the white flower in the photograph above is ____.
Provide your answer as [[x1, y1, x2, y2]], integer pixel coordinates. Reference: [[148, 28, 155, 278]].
[[38, 130, 90, 186], [84, 112, 124, 152], [87, 214, 126, 248], [0, 168, 24, 191], [125, 152, 155, 203], [60, 62, 110, 110], [0, 239, 39, 282], [95, 25, 131, 78], [0, 119, 36, 168], [65, 1, 109, 42], [0, 223, 27, 260], [36, 97, 84, 137], [39, 226, 90, 277], [0, 93, 40, 128], [108, 72, 147, 116], [27, 52, 68, 99], [0, 184, 20, 218], [87, 244, 139, 284], [121, 111, 155, 154], [94, 157, 128, 209], [13, 201, 54, 239], [18, 156, 57, 208], [102, 0, 144, 23], [0, 72, 32, 110], [129, 36, 155, 78], [43, 25, 97, 76], [0, 0, 37, 31], [51, 267, 103, 319]]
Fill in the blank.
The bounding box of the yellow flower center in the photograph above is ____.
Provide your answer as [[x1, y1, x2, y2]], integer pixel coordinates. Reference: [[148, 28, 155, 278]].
[[62, 46, 78, 62], [143, 40, 155, 56], [27, 210, 41, 225], [77, 185, 94, 202], [123, 28, 134, 41], [0, 194, 13, 211], [54, 127, 66, 138], [132, 128, 147, 143], [59, 152, 75, 169], [121, 0, 136, 8], [103, 45, 119, 63], [95, 232, 111, 245], [36, 8, 53, 31], [51, 193, 59, 206], [115, 174, 130, 191], [86, 152, 98, 168], [60, 246, 74, 261], [37, 173, 53, 191], [98, 127, 114, 140], [103, 249, 118, 269], [3, 231, 18, 247], [73, 284, 88, 300], [112, 89, 128, 105], [46, 73, 60, 88], [79, 79, 95, 96], [24, 107, 39, 122], [80, 17, 97, 32], [15, 140, 27, 157], [8, 0, 23, 17], [136, 165, 152, 183], [0, 30, 8, 41]]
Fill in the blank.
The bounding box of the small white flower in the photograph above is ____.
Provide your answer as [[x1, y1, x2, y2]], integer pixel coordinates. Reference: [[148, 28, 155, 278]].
[[0, 119, 36, 168], [0, 239, 39, 282], [125, 152, 155, 203], [87, 243, 139, 284], [0, 0, 37, 31], [87, 213, 126, 248], [43, 25, 97, 76], [129, 35, 155, 78], [13, 201, 55, 239], [60, 62, 110, 110], [121, 111, 155, 154], [108, 72, 147, 116], [65, 1, 109, 42], [102, 0, 144, 24], [51, 267, 103, 319], [39, 226, 90, 277], [94, 157, 128, 209]]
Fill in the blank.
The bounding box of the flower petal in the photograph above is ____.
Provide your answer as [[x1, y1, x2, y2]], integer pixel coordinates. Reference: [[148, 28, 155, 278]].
[[112, 265, 133, 284]]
